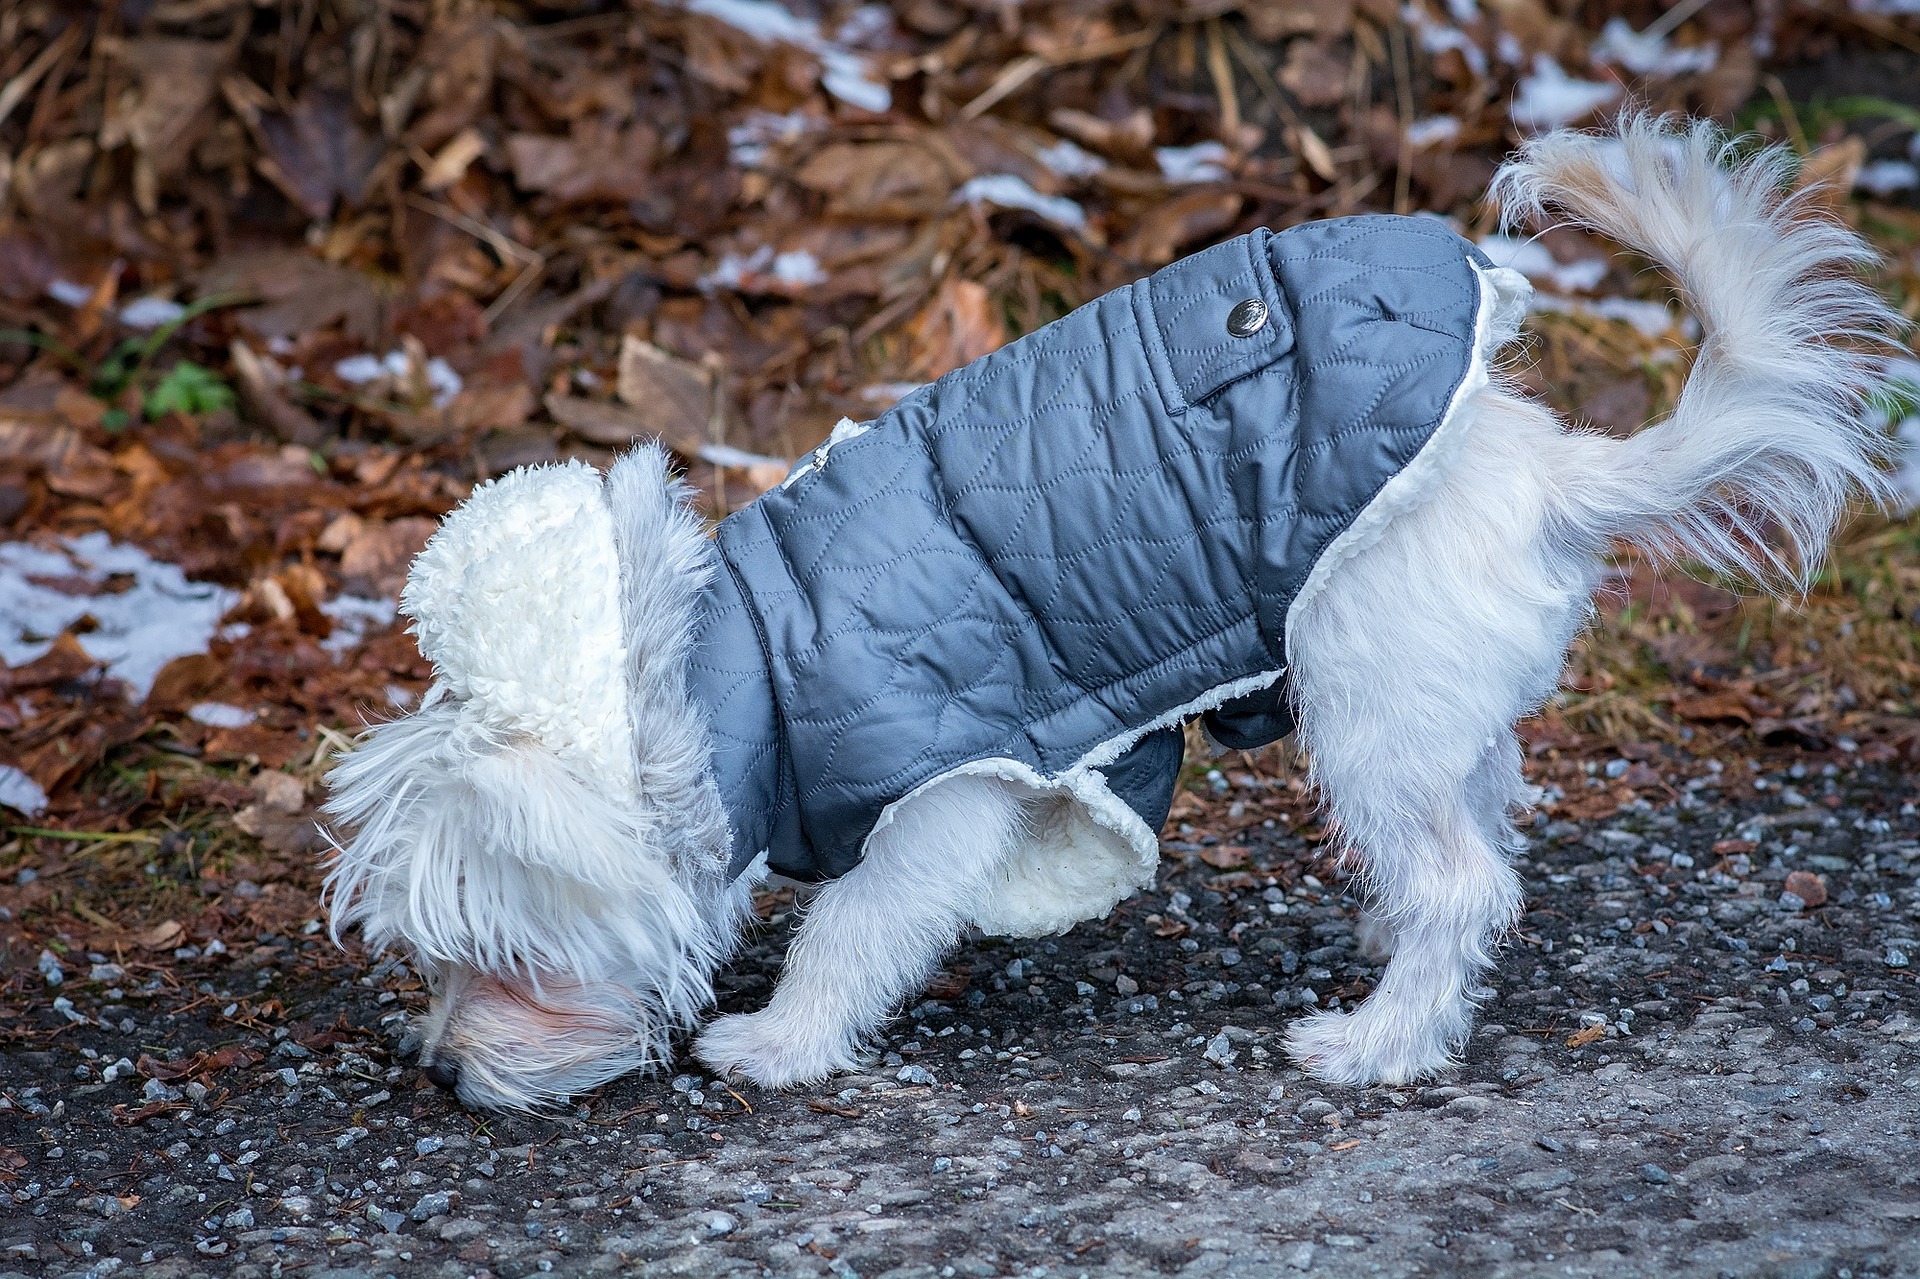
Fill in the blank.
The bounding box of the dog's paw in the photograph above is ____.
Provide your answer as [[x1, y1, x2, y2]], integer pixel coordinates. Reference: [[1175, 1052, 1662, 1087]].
[[693, 1012, 857, 1090], [1283, 1008, 1455, 1086]]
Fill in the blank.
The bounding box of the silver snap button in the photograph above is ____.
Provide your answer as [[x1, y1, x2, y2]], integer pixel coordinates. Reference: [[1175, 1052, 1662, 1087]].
[[1226, 298, 1267, 338]]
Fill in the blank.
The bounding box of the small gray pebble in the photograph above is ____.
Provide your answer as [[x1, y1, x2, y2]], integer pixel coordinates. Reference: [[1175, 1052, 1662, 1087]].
[[1641, 1164, 1671, 1184], [410, 1190, 453, 1221]]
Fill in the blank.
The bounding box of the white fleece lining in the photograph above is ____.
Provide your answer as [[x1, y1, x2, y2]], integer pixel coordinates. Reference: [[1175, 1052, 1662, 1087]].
[[1283, 261, 1525, 639], [867, 755, 1162, 938], [780, 416, 872, 489], [860, 260, 1524, 938]]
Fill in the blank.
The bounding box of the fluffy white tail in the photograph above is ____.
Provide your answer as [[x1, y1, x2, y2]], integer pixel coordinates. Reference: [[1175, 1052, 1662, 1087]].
[[1491, 114, 1902, 586]]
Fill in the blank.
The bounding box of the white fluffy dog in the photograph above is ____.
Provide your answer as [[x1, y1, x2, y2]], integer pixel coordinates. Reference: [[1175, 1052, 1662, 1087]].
[[324, 118, 1896, 1112]]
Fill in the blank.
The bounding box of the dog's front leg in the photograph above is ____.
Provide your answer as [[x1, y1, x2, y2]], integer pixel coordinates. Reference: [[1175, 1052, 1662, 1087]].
[[695, 773, 1027, 1089]]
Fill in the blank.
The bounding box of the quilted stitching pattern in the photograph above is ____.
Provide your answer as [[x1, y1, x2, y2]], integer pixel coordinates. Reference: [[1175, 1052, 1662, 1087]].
[[687, 215, 1482, 882]]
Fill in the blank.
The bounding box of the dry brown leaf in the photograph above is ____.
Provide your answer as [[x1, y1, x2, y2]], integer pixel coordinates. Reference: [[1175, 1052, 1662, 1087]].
[[405, 11, 497, 150], [1120, 190, 1243, 266], [200, 251, 383, 345], [138, 920, 186, 951], [146, 653, 222, 711], [419, 127, 486, 192], [100, 37, 236, 211], [1, 632, 99, 693], [229, 340, 326, 446], [252, 89, 385, 220], [505, 123, 658, 203], [234, 803, 327, 856], [337, 516, 437, 598], [1796, 136, 1866, 219], [796, 141, 958, 218], [616, 338, 716, 444], [1048, 107, 1156, 166], [1247, 0, 1354, 39], [547, 393, 655, 448], [907, 277, 1007, 380], [1564, 1024, 1607, 1048], [1671, 692, 1756, 725], [1279, 39, 1350, 109], [1295, 125, 1340, 184], [1783, 870, 1828, 908], [1197, 843, 1251, 869], [444, 383, 535, 434]]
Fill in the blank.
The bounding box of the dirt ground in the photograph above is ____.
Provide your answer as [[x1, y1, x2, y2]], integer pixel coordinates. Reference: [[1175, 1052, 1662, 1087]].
[[6, 760, 1919, 1279]]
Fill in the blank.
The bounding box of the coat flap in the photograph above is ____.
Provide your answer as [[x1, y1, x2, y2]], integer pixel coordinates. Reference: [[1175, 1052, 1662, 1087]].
[[1132, 228, 1293, 414]]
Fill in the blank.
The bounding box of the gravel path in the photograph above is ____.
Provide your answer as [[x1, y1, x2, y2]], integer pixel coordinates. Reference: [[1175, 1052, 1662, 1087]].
[[6, 765, 1920, 1279]]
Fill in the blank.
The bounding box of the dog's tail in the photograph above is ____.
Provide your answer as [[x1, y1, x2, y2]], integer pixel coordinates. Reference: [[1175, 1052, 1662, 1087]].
[[322, 451, 734, 1025], [1491, 114, 1901, 586]]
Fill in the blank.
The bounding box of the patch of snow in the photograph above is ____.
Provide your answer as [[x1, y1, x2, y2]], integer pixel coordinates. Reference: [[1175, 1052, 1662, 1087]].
[[770, 251, 827, 287], [320, 594, 397, 655], [860, 382, 925, 406], [700, 246, 828, 295], [0, 763, 47, 816], [1405, 115, 1463, 149], [1511, 55, 1620, 132], [1156, 142, 1232, 184], [119, 296, 189, 329], [1892, 414, 1920, 512], [333, 354, 387, 383], [1885, 358, 1920, 512], [1856, 160, 1919, 197], [727, 109, 822, 168], [0, 533, 238, 700], [332, 351, 462, 409], [700, 443, 792, 473], [45, 279, 92, 307], [684, 0, 891, 113], [835, 4, 894, 45], [188, 702, 256, 729], [1477, 234, 1608, 293], [1590, 18, 1717, 75], [1529, 292, 1677, 338], [952, 174, 1088, 231], [1403, 5, 1488, 76], [1445, 0, 1479, 21], [1035, 138, 1106, 179]]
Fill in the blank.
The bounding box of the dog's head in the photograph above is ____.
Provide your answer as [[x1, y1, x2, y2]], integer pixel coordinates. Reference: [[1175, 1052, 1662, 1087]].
[[322, 450, 741, 1111]]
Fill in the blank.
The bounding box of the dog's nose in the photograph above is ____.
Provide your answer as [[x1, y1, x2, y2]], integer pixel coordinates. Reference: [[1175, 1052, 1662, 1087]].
[[423, 1055, 460, 1093]]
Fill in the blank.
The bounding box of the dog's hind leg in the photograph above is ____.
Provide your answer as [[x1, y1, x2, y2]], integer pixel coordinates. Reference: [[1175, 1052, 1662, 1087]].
[[1281, 390, 1597, 1085], [1284, 741, 1527, 1084], [694, 773, 1028, 1089]]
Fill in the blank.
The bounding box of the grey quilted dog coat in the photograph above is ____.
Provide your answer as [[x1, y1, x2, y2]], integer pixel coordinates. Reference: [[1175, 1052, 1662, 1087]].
[[686, 215, 1521, 934]]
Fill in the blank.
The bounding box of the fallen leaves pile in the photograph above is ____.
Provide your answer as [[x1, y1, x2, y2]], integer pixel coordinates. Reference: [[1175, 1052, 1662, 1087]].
[[2, 0, 1919, 1028]]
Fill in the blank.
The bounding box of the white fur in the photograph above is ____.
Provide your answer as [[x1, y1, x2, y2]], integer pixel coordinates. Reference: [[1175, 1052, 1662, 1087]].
[[323, 447, 744, 1111], [1281, 114, 1899, 1084], [694, 773, 1030, 1087], [324, 117, 1900, 1106]]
